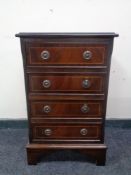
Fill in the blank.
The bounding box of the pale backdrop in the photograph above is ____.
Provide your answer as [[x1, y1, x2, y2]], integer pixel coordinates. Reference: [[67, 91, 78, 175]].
[[0, 0, 131, 119]]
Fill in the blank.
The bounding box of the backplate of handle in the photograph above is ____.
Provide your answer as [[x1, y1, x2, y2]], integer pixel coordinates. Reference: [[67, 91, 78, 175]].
[[42, 80, 51, 88], [82, 79, 91, 88], [41, 50, 50, 60], [81, 104, 90, 113], [43, 105, 51, 113], [83, 50, 92, 60], [44, 128, 52, 136], [80, 128, 88, 136]]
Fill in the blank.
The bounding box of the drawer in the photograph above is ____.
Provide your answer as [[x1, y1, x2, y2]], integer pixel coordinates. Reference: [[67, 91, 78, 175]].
[[32, 123, 102, 141], [28, 74, 105, 93], [30, 101, 104, 118], [27, 45, 107, 66]]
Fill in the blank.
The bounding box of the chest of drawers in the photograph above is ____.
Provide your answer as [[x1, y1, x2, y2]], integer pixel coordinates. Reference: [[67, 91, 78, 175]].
[[16, 32, 118, 165]]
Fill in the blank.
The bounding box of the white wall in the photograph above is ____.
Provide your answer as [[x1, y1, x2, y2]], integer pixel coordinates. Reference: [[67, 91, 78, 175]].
[[0, 0, 131, 119]]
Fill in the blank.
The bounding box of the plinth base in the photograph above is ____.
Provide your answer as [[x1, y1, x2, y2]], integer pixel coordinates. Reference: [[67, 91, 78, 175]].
[[26, 143, 107, 166]]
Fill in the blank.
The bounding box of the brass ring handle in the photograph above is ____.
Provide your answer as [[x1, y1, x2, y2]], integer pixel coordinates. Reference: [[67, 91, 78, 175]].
[[41, 50, 50, 60], [43, 105, 51, 113], [83, 50, 92, 60], [42, 80, 51, 88], [44, 129, 52, 136], [81, 104, 90, 113], [82, 79, 91, 88], [80, 128, 88, 136]]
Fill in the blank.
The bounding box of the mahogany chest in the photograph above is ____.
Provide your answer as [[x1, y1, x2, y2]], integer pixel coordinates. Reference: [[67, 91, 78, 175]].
[[16, 33, 118, 165]]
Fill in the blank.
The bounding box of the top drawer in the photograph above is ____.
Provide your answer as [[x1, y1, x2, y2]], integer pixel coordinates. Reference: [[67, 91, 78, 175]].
[[26, 45, 107, 66]]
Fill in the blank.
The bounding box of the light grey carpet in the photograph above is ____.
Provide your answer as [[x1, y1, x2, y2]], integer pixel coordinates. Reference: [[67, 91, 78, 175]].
[[0, 127, 131, 175]]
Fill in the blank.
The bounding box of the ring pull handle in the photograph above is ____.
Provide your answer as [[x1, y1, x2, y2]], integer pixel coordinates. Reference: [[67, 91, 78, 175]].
[[43, 129, 52, 136], [81, 104, 90, 113], [82, 79, 91, 88], [80, 128, 88, 136], [41, 50, 50, 60], [83, 50, 92, 60], [42, 80, 51, 88], [43, 105, 51, 113]]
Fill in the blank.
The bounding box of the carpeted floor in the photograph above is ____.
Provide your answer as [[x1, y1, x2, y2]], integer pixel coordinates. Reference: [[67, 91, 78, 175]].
[[0, 127, 131, 175]]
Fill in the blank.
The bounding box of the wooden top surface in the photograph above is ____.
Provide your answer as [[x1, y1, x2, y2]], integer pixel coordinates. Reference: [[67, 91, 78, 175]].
[[15, 32, 119, 38]]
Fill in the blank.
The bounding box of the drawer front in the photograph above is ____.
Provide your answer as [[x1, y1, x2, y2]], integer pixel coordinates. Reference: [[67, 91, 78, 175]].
[[27, 45, 107, 65], [30, 101, 103, 118], [29, 74, 105, 93], [32, 123, 102, 140]]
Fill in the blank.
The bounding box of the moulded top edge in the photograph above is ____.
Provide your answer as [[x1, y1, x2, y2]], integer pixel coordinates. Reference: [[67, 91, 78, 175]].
[[15, 32, 119, 38]]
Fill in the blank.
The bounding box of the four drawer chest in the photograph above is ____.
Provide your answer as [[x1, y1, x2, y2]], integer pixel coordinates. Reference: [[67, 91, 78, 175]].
[[16, 33, 118, 165]]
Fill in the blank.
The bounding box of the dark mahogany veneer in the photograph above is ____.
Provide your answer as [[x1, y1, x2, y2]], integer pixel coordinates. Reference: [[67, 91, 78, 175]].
[[16, 32, 118, 165]]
